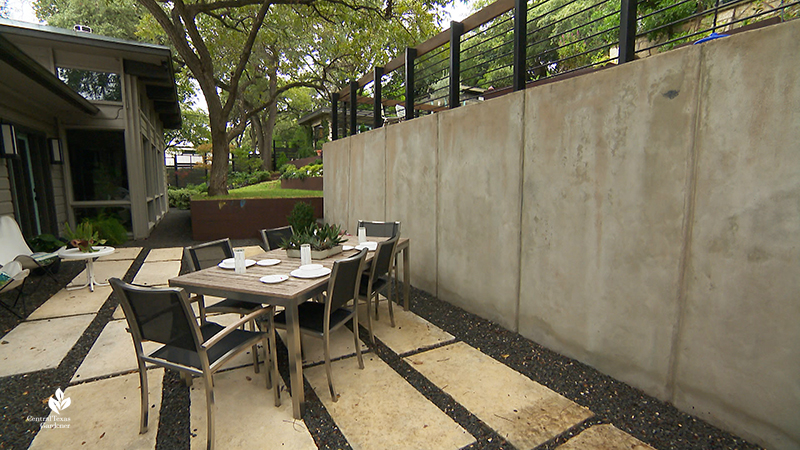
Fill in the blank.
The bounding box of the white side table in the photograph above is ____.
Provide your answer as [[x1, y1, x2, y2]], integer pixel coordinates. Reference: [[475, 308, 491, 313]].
[[59, 246, 116, 292]]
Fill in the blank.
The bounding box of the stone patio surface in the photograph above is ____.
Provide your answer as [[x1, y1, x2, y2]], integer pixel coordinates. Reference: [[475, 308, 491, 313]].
[[0, 237, 753, 450]]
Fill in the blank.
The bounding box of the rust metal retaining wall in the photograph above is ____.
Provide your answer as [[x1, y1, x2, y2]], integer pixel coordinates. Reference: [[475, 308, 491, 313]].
[[191, 197, 323, 240]]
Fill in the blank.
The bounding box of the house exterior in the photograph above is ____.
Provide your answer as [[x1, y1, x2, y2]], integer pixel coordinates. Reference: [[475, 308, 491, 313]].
[[0, 19, 180, 240]]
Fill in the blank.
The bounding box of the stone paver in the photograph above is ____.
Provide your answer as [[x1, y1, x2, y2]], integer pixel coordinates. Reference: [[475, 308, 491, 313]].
[[406, 341, 593, 450], [96, 247, 142, 261], [29, 368, 164, 450], [0, 315, 95, 376], [189, 367, 315, 450], [277, 326, 367, 367], [71, 259, 134, 287], [242, 245, 266, 258], [27, 287, 111, 320], [71, 319, 160, 383], [132, 260, 181, 286], [359, 300, 454, 355], [305, 354, 475, 450], [557, 424, 656, 450], [144, 247, 183, 262]]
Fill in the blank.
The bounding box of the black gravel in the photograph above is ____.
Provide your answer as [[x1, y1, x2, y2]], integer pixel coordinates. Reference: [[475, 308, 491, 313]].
[[0, 209, 765, 450]]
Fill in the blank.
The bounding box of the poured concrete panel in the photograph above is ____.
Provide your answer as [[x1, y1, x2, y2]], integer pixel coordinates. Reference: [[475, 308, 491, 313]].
[[557, 424, 655, 450], [437, 94, 524, 330], [407, 342, 592, 449], [347, 128, 386, 231], [385, 115, 438, 293], [674, 21, 800, 450], [518, 45, 701, 399], [29, 369, 163, 450], [323, 137, 350, 228], [0, 315, 94, 376], [277, 325, 367, 367], [189, 368, 315, 450], [28, 287, 110, 320], [305, 354, 474, 450]]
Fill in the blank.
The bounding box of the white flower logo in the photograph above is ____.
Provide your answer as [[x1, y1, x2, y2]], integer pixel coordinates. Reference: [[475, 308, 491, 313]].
[[48, 388, 71, 415]]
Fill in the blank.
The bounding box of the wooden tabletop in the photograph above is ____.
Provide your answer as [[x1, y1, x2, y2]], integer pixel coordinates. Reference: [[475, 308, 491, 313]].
[[169, 237, 407, 305]]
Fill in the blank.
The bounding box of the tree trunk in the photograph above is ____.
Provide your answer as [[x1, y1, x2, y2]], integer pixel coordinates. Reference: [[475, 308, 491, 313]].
[[261, 102, 278, 171], [207, 114, 230, 196]]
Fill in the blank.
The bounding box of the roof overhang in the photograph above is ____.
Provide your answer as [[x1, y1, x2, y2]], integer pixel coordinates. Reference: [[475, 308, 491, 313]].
[[0, 33, 100, 117]]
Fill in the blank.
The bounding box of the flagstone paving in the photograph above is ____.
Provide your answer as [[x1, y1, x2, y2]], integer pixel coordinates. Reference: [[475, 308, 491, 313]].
[[189, 369, 316, 450], [305, 354, 476, 450], [0, 243, 707, 450], [407, 341, 594, 449], [29, 368, 164, 450], [0, 314, 95, 377], [26, 285, 111, 320], [97, 246, 142, 261]]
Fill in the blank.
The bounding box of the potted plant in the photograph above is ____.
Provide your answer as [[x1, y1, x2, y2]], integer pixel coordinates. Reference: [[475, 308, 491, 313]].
[[63, 222, 106, 253], [281, 223, 345, 259]]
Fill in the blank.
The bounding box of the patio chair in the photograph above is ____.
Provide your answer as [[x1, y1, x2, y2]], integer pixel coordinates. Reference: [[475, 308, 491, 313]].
[[259, 225, 293, 251], [0, 261, 30, 318], [357, 235, 399, 342], [109, 278, 279, 450], [357, 220, 401, 312], [356, 220, 400, 238], [273, 247, 367, 402], [0, 215, 61, 282], [184, 238, 264, 374]]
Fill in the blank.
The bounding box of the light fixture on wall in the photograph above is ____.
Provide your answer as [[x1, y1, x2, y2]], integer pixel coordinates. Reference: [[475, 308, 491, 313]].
[[48, 138, 64, 164], [1, 123, 19, 159]]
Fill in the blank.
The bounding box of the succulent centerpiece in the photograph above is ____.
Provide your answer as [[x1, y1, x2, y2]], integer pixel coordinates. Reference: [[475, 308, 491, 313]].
[[281, 223, 345, 259]]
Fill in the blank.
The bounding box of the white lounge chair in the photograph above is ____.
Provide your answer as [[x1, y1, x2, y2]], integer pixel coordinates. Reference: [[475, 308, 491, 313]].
[[0, 215, 61, 281], [0, 261, 30, 318]]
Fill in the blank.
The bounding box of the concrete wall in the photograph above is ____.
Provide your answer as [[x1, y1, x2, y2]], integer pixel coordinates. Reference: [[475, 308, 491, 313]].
[[323, 20, 800, 450]]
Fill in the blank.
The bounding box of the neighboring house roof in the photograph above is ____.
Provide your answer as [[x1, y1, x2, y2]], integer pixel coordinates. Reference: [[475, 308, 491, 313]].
[[298, 107, 374, 126], [0, 18, 181, 128]]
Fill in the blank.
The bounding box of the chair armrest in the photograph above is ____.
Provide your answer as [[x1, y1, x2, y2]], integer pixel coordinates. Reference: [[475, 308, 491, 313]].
[[201, 305, 272, 349]]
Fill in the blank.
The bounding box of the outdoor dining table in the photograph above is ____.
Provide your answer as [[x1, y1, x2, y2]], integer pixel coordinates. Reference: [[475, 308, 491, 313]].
[[168, 236, 409, 419]]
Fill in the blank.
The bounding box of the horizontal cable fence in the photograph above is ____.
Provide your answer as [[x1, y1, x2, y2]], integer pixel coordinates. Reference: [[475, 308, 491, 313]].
[[332, 0, 798, 139]]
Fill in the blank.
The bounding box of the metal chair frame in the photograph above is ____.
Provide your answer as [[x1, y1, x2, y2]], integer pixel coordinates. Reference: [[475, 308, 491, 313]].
[[358, 235, 399, 342], [110, 278, 279, 450]]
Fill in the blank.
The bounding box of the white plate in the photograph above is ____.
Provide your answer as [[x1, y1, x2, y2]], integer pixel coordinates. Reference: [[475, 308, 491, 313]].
[[218, 259, 256, 269], [342, 245, 354, 251], [290, 267, 332, 279], [355, 242, 378, 251], [257, 259, 281, 266], [299, 263, 323, 271], [260, 274, 288, 284]]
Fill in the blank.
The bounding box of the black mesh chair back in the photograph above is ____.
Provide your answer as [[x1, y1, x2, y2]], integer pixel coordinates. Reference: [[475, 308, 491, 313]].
[[357, 220, 400, 238], [371, 235, 398, 281], [186, 238, 233, 271], [327, 248, 368, 312], [116, 280, 199, 352], [260, 226, 294, 250]]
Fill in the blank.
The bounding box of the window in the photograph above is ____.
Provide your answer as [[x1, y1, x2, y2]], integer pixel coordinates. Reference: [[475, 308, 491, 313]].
[[67, 129, 128, 201], [57, 68, 122, 102]]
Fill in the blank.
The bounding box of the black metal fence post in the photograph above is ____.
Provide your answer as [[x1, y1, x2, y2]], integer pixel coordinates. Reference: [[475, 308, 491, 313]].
[[618, 0, 638, 63], [349, 81, 358, 135], [373, 66, 383, 129], [449, 21, 464, 108], [331, 92, 339, 141], [405, 47, 416, 121], [513, 0, 528, 91]]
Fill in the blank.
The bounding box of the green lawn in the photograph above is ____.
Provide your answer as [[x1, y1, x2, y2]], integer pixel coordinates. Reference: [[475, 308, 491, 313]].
[[198, 180, 322, 199]]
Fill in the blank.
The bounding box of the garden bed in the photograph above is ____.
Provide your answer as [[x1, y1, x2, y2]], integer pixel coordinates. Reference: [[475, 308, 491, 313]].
[[280, 177, 323, 191], [191, 197, 323, 240]]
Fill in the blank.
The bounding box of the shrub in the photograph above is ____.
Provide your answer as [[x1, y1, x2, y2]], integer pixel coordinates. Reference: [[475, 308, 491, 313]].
[[276, 152, 289, 169], [80, 215, 128, 246], [279, 163, 323, 180], [287, 201, 316, 234], [168, 183, 207, 209]]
